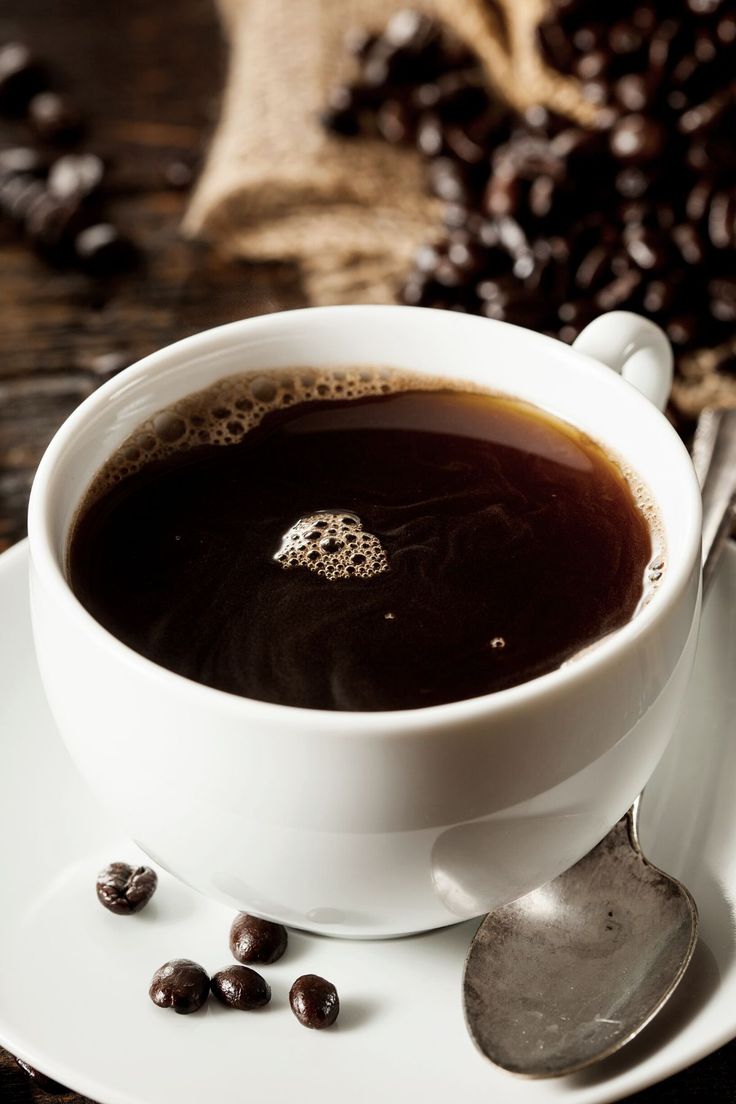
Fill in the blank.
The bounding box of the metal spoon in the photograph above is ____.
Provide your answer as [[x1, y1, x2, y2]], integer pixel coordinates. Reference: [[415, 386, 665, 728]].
[[464, 408, 736, 1079]]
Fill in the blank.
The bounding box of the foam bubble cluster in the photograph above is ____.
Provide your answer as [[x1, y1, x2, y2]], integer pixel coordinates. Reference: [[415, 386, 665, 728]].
[[86, 366, 442, 502], [274, 511, 389, 581]]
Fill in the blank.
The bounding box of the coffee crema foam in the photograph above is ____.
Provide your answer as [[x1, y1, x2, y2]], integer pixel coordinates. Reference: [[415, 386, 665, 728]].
[[86, 367, 452, 501], [81, 365, 665, 604], [274, 511, 389, 581]]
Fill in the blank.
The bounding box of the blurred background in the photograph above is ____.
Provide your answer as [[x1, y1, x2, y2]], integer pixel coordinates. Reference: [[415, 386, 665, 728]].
[[1, 0, 735, 1099]]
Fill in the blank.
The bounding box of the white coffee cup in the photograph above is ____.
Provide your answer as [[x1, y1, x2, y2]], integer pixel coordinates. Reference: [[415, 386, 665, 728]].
[[28, 306, 701, 938]]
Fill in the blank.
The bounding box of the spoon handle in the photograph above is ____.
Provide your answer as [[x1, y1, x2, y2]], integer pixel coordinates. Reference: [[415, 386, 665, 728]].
[[694, 407, 736, 593], [631, 407, 736, 844]]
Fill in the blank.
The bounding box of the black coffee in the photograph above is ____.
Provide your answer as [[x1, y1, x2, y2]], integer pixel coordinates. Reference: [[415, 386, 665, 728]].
[[68, 368, 656, 711]]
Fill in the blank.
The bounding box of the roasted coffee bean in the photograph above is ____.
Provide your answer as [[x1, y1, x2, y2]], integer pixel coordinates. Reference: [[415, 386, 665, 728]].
[[415, 111, 444, 157], [289, 974, 340, 1029], [14, 1057, 67, 1095], [708, 190, 736, 248], [0, 42, 47, 116], [74, 223, 137, 274], [716, 12, 736, 44], [344, 26, 377, 60], [230, 912, 288, 964], [666, 313, 702, 347], [376, 99, 413, 143], [400, 272, 434, 306], [673, 223, 707, 265], [447, 237, 486, 274], [384, 9, 439, 54], [574, 246, 613, 292], [643, 277, 687, 316], [0, 146, 47, 180], [48, 152, 104, 201], [149, 959, 210, 1014], [528, 104, 571, 136], [320, 84, 361, 136], [686, 177, 715, 223], [614, 166, 652, 199], [679, 89, 732, 136], [426, 156, 470, 202], [624, 225, 672, 271], [595, 269, 643, 311], [609, 20, 645, 60], [164, 159, 195, 190], [710, 296, 736, 321], [211, 965, 271, 1010], [493, 215, 531, 260], [432, 256, 464, 288], [572, 24, 605, 53], [28, 91, 83, 144], [610, 114, 666, 163], [614, 74, 653, 113], [25, 192, 85, 257], [485, 163, 522, 218], [575, 49, 608, 82], [96, 861, 158, 913], [2, 175, 45, 222], [709, 275, 736, 320], [444, 123, 487, 164], [525, 237, 571, 298], [413, 241, 442, 274]]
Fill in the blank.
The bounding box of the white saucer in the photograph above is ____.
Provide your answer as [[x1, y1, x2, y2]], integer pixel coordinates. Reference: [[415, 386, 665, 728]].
[[1, 539, 735, 1104]]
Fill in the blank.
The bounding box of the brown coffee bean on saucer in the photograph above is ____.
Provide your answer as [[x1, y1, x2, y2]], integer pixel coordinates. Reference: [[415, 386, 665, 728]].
[[211, 965, 271, 1010], [28, 91, 84, 145], [289, 974, 340, 1029], [14, 1056, 68, 1095], [230, 912, 288, 964], [149, 959, 210, 1014], [96, 861, 157, 913]]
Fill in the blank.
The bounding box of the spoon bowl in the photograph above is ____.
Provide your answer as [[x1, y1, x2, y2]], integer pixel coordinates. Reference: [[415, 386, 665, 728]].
[[463, 803, 697, 1077]]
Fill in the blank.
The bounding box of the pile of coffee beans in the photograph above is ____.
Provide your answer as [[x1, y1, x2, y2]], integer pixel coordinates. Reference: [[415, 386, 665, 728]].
[[322, 5, 736, 375], [93, 868, 342, 1027], [0, 40, 136, 273], [147, 913, 339, 1027]]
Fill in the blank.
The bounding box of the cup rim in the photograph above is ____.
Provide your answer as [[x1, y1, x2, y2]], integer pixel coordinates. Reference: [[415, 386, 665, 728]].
[[28, 304, 703, 733]]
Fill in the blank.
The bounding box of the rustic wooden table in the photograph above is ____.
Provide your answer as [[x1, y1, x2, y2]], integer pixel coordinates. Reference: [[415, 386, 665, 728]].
[[0, 1, 734, 1100]]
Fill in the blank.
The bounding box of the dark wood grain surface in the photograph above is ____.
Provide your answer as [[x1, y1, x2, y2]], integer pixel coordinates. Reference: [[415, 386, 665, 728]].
[[0, 1, 734, 1101]]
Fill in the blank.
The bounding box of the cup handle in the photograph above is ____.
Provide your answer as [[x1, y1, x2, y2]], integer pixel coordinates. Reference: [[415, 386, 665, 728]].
[[572, 311, 673, 412]]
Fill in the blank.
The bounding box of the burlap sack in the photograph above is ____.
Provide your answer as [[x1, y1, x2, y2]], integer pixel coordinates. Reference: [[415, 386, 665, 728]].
[[185, 0, 735, 413], [183, 0, 567, 305]]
